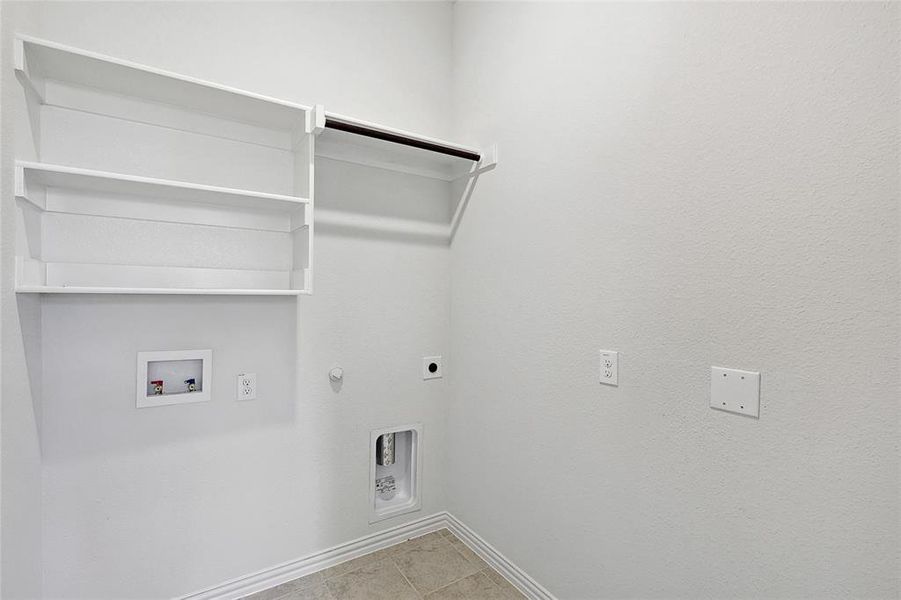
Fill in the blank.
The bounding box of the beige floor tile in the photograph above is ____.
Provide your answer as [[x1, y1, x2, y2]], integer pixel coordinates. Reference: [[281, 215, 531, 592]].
[[246, 531, 527, 600], [393, 542, 480, 595], [325, 559, 418, 600], [483, 568, 526, 599], [378, 539, 420, 558], [399, 531, 449, 553], [440, 530, 460, 542], [318, 547, 393, 581], [281, 583, 335, 600], [243, 572, 324, 600], [447, 537, 489, 571], [424, 572, 510, 600], [376, 541, 410, 555]]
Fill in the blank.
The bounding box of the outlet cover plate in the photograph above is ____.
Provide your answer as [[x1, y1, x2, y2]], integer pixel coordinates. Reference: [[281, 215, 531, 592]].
[[237, 372, 257, 401], [599, 350, 618, 386], [710, 366, 759, 418], [422, 356, 442, 380]]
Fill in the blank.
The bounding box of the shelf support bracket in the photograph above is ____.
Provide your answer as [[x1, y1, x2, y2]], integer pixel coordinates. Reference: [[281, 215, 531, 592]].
[[448, 143, 497, 241], [14, 37, 46, 102], [478, 143, 498, 172], [293, 105, 325, 151], [309, 104, 326, 135]]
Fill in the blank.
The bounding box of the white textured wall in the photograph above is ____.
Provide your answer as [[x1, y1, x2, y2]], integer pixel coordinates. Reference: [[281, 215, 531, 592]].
[[21, 2, 453, 598], [1, 1, 44, 598], [448, 3, 900, 599], [7, 3, 900, 599]]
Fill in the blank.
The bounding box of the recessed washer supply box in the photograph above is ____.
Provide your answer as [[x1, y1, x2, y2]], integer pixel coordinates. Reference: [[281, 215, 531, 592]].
[[136, 349, 212, 408], [370, 424, 422, 523]]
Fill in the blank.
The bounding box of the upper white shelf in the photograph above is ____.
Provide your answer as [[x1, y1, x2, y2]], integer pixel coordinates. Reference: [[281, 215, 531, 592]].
[[16, 161, 309, 216], [15, 34, 494, 180], [12, 35, 495, 296], [15, 34, 310, 132]]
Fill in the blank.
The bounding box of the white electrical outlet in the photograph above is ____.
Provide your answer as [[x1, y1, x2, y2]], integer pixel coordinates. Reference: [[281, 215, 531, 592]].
[[236, 373, 257, 401], [599, 350, 618, 386], [710, 366, 759, 418], [423, 356, 442, 380]]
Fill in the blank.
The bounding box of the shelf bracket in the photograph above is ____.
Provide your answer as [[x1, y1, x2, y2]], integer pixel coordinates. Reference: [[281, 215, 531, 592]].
[[309, 104, 326, 135], [448, 143, 497, 241], [14, 163, 46, 210], [477, 143, 498, 172], [293, 105, 325, 150], [14, 37, 46, 103]]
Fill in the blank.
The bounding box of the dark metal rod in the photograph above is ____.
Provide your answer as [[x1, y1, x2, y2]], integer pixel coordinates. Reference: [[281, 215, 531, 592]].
[[325, 118, 481, 162]]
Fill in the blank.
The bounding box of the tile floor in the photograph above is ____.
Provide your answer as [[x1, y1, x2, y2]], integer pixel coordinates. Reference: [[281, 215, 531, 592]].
[[244, 529, 525, 600]]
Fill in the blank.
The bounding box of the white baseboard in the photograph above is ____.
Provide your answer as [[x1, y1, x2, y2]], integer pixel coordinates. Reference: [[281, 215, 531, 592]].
[[179, 511, 554, 600], [444, 513, 555, 600]]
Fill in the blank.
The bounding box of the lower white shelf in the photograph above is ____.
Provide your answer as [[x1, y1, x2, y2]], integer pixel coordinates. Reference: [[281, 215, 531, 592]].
[[16, 161, 309, 216], [13, 161, 313, 295], [15, 260, 309, 295], [16, 286, 305, 296]]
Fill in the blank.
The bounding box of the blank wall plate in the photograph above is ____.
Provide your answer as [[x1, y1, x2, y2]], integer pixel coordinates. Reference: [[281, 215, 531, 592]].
[[710, 366, 760, 418]]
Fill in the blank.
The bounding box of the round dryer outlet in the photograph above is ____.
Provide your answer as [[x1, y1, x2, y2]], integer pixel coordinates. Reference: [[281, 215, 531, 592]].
[[422, 356, 442, 380]]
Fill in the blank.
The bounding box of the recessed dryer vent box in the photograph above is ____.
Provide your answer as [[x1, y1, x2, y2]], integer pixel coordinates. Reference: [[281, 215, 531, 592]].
[[136, 349, 212, 408], [370, 424, 422, 523]]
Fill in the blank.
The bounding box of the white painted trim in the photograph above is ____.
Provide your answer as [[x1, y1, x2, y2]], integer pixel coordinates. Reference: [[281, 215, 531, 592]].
[[16, 161, 309, 211], [15, 286, 303, 296], [15, 34, 312, 116], [15, 34, 488, 170], [178, 513, 447, 600], [176, 512, 554, 600], [444, 512, 556, 600], [310, 104, 326, 136]]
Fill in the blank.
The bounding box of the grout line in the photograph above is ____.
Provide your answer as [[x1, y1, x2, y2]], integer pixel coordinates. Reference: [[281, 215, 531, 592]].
[[447, 538, 490, 572], [388, 540, 424, 596], [319, 537, 409, 583], [253, 532, 460, 600], [446, 534, 524, 597], [411, 541, 485, 598], [389, 557, 424, 599], [481, 566, 526, 599], [325, 554, 387, 583], [480, 566, 505, 588], [389, 533, 458, 598], [421, 569, 483, 598]]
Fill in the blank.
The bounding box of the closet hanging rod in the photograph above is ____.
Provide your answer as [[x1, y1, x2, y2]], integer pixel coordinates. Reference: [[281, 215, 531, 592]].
[[324, 117, 482, 162]]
